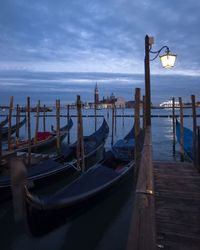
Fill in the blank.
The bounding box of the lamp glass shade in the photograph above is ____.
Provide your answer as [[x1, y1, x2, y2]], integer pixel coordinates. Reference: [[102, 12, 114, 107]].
[[160, 53, 177, 68]]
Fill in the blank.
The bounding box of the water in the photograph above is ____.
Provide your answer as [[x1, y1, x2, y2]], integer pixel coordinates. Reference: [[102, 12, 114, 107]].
[[0, 71, 200, 249]]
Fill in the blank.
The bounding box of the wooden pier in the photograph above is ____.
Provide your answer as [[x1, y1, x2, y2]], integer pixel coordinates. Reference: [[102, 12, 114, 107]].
[[154, 161, 200, 249], [127, 127, 200, 250]]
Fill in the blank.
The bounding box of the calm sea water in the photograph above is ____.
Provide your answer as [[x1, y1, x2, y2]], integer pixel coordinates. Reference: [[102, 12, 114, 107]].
[[0, 71, 200, 250]]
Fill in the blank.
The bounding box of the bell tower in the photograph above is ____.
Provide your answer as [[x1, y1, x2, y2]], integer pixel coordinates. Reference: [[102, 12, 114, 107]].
[[94, 83, 99, 104]]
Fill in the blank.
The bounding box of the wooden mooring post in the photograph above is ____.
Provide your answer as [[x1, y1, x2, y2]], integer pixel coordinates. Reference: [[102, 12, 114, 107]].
[[179, 97, 184, 161], [172, 97, 176, 154], [107, 107, 109, 120], [16, 104, 20, 140], [114, 105, 117, 136], [56, 100, 61, 154], [76, 95, 85, 172], [27, 97, 31, 166], [134, 88, 141, 168], [34, 100, 40, 144], [191, 95, 197, 165], [122, 106, 125, 128], [8, 96, 14, 151], [67, 104, 70, 144], [111, 103, 115, 146], [94, 102, 97, 132], [43, 104, 46, 132], [197, 126, 200, 172], [143, 95, 146, 130]]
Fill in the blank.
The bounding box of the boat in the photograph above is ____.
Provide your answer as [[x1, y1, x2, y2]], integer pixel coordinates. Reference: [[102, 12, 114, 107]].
[[0, 116, 8, 128], [1, 116, 26, 140], [111, 125, 135, 160], [14, 118, 73, 153], [176, 119, 193, 160], [111, 124, 144, 160], [16, 123, 135, 236], [159, 98, 180, 108], [0, 119, 109, 201]]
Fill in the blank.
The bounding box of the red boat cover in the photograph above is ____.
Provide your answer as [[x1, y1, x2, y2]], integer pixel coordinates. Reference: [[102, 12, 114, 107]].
[[37, 132, 51, 141]]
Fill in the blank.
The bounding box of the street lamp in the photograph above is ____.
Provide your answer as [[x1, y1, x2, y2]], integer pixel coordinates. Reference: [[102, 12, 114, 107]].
[[144, 35, 177, 126]]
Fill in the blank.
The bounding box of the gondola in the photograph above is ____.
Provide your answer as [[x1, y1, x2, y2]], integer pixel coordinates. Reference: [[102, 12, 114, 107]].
[[0, 116, 8, 128], [20, 123, 135, 237], [1, 119, 109, 201], [1, 116, 26, 140], [14, 118, 73, 153], [176, 119, 193, 160], [111, 124, 135, 160]]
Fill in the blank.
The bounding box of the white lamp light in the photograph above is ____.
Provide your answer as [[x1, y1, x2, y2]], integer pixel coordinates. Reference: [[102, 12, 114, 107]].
[[160, 52, 177, 68]]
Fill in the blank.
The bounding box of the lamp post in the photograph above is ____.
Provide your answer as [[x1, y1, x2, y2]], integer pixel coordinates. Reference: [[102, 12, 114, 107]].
[[144, 35, 177, 126]]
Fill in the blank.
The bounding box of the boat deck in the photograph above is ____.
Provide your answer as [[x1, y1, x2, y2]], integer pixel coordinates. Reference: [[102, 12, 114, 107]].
[[154, 161, 200, 250]]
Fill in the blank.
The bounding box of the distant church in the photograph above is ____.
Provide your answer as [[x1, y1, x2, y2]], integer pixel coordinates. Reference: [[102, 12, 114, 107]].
[[93, 83, 125, 108], [94, 83, 99, 104]]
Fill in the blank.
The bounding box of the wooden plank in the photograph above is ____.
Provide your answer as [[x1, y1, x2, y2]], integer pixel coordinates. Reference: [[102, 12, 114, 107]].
[[154, 160, 200, 249]]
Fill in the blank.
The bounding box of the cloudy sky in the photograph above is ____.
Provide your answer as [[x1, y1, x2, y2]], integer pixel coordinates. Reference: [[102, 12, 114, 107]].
[[1, 0, 200, 75]]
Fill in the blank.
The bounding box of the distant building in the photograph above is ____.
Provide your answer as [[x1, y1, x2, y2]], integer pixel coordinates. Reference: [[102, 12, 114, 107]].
[[99, 94, 125, 108]]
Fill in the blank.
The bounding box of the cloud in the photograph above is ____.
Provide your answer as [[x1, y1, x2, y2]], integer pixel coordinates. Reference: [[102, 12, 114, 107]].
[[0, 0, 200, 75]]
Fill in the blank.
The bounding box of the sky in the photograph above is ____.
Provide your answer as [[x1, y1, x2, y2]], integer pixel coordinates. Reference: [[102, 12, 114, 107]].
[[1, 0, 200, 75]]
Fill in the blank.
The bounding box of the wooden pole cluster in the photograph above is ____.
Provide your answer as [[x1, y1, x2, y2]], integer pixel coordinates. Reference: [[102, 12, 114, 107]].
[[56, 100, 61, 154], [134, 88, 141, 167], [27, 97, 31, 166], [179, 97, 184, 161], [34, 100, 40, 144], [76, 95, 85, 172], [8, 96, 14, 151]]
